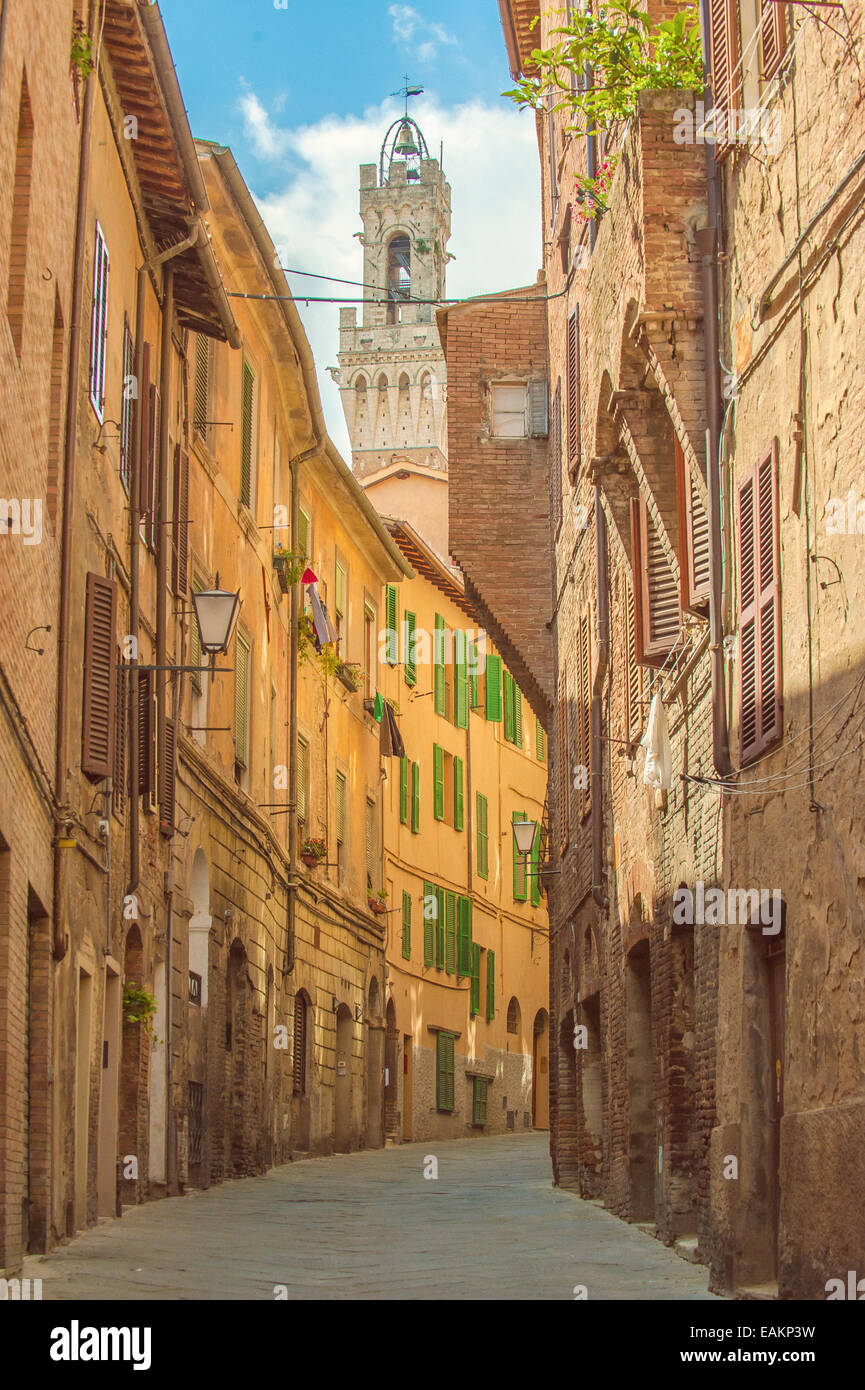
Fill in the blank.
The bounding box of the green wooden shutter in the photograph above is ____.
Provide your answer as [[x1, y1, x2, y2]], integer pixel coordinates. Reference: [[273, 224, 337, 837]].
[[297, 507, 310, 560], [433, 614, 446, 715], [485, 655, 503, 721], [468, 639, 479, 710], [454, 630, 468, 729], [404, 611, 417, 687], [453, 755, 464, 831], [435, 886, 445, 968], [486, 948, 496, 1021], [385, 584, 398, 664], [411, 761, 420, 833], [240, 361, 255, 508], [476, 792, 489, 879], [470, 944, 481, 1016], [503, 670, 514, 742], [399, 755, 408, 824], [423, 881, 434, 965], [457, 896, 472, 975], [445, 892, 457, 974], [433, 743, 444, 820], [531, 834, 541, 907], [514, 685, 523, 747], [536, 718, 546, 761], [472, 1076, 489, 1126], [402, 890, 412, 959], [436, 1032, 455, 1111], [513, 809, 527, 901]]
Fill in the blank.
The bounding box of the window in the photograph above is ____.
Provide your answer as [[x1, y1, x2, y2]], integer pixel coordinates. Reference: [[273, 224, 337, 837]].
[[399, 756, 409, 825], [576, 610, 592, 822], [513, 810, 528, 903], [492, 383, 528, 438], [190, 577, 204, 693], [433, 614, 446, 715], [82, 573, 118, 782], [485, 654, 503, 722], [335, 558, 347, 657], [336, 769, 347, 868], [457, 896, 472, 975], [503, 671, 523, 747], [506, 997, 521, 1035], [625, 577, 644, 742], [293, 993, 308, 1095], [404, 610, 417, 686], [453, 755, 464, 831], [384, 584, 398, 664], [486, 949, 496, 1022], [470, 944, 482, 1016], [738, 442, 782, 762], [557, 667, 569, 848], [386, 234, 411, 325], [296, 736, 309, 825], [468, 638, 480, 712], [423, 881, 435, 966], [138, 668, 157, 810], [143, 383, 159, 551], [550, 379, 563, 537], [240, 359, 257, 510], [88, 222, 109, 420], [536, 718, 546, 761], [433, 744, 444, 821], [297, 505, 311, 561], [6, 74, 34, 359], [435, 1031, 455, 1111], [411, 761, 420, 834], [676, 437, 710, 615], [119, 317, 134, 493], [365, 795, 377, 890], [630, 494, 681, 665], [172, 446, 190, 598], [709, 0, 787, 160], [433, 745, 458, 827], [234, 634, 251, 773], [159, 716, 176, 836], [476, 793, 489, 879], [401, 890, 412, 960], [112, 646, 126, 818], [445, 892, 457, 975], [472, 1075, 489, 1127], [435, 886, 446, 969], [364, 602, 377, 699], [193, 334, 211, 444], [566, 307, 581, 482]]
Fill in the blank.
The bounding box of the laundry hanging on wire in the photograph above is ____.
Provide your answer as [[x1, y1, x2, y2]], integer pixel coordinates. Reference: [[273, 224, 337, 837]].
[[302, 569, 337, 648]]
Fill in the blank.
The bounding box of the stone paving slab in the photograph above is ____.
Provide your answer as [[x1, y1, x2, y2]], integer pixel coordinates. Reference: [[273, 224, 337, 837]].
[[23, 1133, 719, 1300]]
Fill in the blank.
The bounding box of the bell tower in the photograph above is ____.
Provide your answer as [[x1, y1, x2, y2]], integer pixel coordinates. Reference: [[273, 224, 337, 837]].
[[336, 106, 452, 556]]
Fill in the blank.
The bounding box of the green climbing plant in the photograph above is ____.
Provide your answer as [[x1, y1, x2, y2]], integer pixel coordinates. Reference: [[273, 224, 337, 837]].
[[70, 20, 94, 80], [123, 984, 157, 1028]]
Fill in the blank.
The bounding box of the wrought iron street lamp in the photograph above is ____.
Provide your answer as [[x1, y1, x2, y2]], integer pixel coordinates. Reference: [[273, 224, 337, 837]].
[[191, 584, 241, 655], [512, 819, 538, 857]]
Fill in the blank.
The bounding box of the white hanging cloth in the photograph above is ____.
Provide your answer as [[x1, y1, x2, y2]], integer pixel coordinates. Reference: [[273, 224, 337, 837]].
[[307, 581, 337, 646], [641, 691, 672, 790]]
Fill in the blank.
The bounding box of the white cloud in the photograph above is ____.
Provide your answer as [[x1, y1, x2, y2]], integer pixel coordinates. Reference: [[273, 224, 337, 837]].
[[238, 94, 541, 460], [388, 5, 458, 62]]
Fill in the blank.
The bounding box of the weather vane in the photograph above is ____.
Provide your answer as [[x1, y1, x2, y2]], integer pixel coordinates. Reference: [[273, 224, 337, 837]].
[[391, 76, 424, 116]]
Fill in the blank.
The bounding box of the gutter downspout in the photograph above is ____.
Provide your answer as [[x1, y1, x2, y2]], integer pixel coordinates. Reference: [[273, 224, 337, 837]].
[[591, 490, 610, 909], [285, 446, 318, 974], [54, 64, 96, 960], [156, 264, 174, 1193], [697, 0, 733, 780]]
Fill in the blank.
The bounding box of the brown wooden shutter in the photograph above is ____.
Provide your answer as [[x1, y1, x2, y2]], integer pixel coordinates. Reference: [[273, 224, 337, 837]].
[[159, 716, 176, 836], [137, 342, 151, 514], [172, 445, 190, 596], [759, 0, 786, 81], [292, 996, 307, 1094], [631, 495, 681, 666], [82, 572, 117, 782], [566, 307, 581, 482], [676, 437, 711, 614], [557, 667, 569, 848], [625, 578, 643, 742], [709, 0, 739, 160], [577, 609, 592, 820], [146, 385, 160, 550], [550, 379, 562, 537], [112, 646, 126, 815], [137, 668, 157, 806], [738, 442, 782, 761]]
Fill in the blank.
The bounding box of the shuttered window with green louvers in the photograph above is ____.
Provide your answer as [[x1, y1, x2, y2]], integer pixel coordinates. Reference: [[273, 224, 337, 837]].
[[457, 896, 472, 975], [385, 584, 398, 664], [513, 810, 528, 902], [536, 718, 546, 761], [485, 654, 503, 721], [468, 638, 479, 710], [470, 944, 481, 1016], [411, 761, 420, 833], [486, 948, 496, 1021], [435, 886, 446, 969], [423, 880, 434, 965], [436, 1032, 455, 1111], [531, 833, 541, 908], [476, 793, 489, 879], [433, 744, 444, 820], [454, 630, 468, 728], [454, 755, 464, 831], [240, 360, 255, 509], [472, 1076, 489, 1126], [401, 890, 411, 960], [433, 614, 446, 715], [503, 668, 514, 741], [404, 610, 417, 686], [399, 756, 409, 825], [445, 892, 457, 974]]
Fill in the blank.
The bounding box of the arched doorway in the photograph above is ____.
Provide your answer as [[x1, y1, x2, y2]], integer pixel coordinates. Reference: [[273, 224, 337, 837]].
[[118, 925, 146, 1205], [532, 1008, 549, 1129], [365, 977, 384, 1149], [384, 998, 398, 1140], [334, 1004, 354, 1152]]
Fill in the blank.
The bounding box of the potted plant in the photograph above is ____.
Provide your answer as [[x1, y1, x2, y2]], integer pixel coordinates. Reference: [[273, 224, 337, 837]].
[[336, 661, 363, 692], [368, 889, 388, 916], [273, 545, 305, 594], [301, 837, 327, 868]]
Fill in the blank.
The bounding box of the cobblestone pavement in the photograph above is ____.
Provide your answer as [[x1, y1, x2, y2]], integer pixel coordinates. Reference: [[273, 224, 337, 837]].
[[24, 1133, 718, 1300]]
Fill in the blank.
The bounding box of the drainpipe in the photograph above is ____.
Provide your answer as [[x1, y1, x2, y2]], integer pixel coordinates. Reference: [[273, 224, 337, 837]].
[[53, 64, 96, 960], [286, 446, 318, 974], [697, 0, 733, 779], [591, 490, 610, 910]]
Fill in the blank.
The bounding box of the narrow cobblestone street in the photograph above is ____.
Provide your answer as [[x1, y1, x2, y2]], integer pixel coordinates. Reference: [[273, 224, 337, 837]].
[[25, 1135, 717, 1300]]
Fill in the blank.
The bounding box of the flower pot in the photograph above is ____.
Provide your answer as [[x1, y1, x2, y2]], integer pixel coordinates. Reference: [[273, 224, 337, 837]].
[[301, 853, 319, 868]]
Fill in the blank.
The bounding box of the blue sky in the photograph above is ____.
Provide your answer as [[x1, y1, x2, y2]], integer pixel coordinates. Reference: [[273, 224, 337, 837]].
[[158, 1, 542, 453]]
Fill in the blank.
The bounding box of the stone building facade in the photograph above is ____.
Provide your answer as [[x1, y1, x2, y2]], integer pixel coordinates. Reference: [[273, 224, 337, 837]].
[[437, 0, 865, 1298]]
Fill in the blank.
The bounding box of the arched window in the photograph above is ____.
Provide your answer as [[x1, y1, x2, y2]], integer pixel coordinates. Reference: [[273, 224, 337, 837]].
[[354, 373, 368, 393], [377, 372, 389, 392], [386, 235, 411, 324], [506, 996, 521, 1035], [398, 372, 410, 392], [293, 990, 310, 1096], [420, 371, 433, 401]]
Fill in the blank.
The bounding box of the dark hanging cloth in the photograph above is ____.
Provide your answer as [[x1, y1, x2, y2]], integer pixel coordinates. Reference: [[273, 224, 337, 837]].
[[380, 700, 405, 759]]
